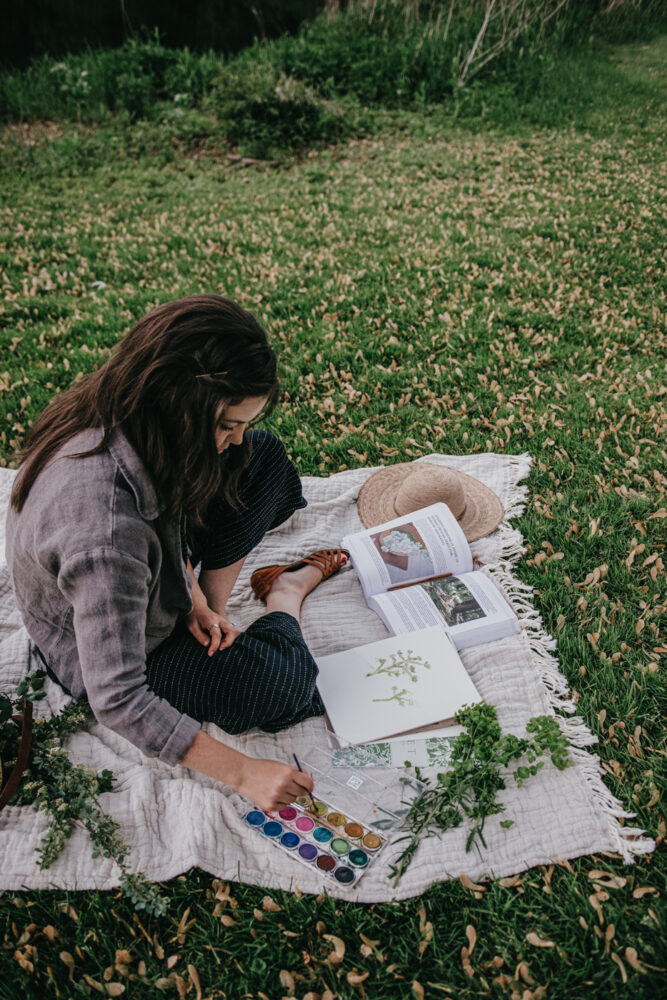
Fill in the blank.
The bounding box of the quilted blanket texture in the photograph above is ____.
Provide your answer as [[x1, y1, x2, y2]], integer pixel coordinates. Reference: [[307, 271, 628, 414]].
[[0, 455, 653, 901]]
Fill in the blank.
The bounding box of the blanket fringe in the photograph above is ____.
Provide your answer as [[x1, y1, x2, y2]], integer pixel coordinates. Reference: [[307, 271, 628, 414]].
[[567, 746, 656, 861], [481, 455, 654, 862]]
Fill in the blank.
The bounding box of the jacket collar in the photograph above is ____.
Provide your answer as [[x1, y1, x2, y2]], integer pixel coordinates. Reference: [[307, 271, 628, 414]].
[[107, 427, 163, 520]]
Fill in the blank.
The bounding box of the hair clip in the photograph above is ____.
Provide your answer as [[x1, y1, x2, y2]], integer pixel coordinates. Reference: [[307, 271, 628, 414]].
[[195, 370, 229, 379]]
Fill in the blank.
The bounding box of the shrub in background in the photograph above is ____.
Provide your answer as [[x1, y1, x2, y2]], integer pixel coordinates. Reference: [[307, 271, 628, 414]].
[[206, 59, 354, 157], [0, 32, 222, 122]]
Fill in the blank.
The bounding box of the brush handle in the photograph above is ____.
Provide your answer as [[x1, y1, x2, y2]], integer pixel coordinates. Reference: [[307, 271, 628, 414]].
[[293, 754, 317, 808]]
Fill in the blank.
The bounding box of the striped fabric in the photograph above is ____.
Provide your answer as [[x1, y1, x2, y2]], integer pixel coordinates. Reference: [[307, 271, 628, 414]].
[[146, 430, 324, 733], [189, 429, 307, 569], [145, 612, 324, 734]]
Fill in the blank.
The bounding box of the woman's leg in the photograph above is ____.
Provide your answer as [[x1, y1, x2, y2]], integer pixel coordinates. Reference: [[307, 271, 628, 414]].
[[263, 563, 324, 623], [146, 561, 330, 735]]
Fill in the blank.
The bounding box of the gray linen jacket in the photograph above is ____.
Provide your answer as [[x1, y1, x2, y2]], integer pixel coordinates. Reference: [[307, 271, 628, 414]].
[[5, 427, 201, 765]]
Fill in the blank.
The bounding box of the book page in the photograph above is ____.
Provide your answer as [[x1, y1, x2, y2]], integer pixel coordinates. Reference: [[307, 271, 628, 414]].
[[343, 502, 473, 599], [368, 571, 519, 651], [315, 625, 480, 745]]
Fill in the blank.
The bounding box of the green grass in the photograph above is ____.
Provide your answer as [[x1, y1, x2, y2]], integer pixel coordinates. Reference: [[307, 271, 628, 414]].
[[1, 33, 666, 1000]]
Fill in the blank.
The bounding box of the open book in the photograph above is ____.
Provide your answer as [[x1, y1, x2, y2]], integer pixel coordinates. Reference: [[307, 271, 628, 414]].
[[315, 626, 481, 745], [342, 502, 520, 651]]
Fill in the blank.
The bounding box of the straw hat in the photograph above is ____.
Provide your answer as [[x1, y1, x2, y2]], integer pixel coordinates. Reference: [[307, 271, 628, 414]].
[[357, 462, 504, 542]]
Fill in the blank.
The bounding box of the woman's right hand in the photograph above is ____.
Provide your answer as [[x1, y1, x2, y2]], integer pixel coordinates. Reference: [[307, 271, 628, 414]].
[[235, 757, 314, 814]]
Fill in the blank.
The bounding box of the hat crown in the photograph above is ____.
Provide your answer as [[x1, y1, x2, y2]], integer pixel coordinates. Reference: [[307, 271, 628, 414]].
[[394, 466, 466, 520]]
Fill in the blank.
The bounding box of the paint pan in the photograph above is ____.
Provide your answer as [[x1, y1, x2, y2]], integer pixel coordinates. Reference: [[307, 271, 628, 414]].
[[245, 810, 265, 827], [261, 820, 283, 839], [344, 822, 363, 842]]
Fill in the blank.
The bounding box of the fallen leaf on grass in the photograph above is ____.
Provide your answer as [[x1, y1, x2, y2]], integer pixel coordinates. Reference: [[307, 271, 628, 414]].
[[187, 965, 202, 1000], [460, 873, 485, 896], [262, 895, 282, 912], [625, 947, 647, 973], [460, 946, 474, 979], [587, 871, 627, 889], [632, 886, 659, 898], [412, 981, 424, 999], [611, 953, 627, 983], [466, 925, 477, 954], [499, 874, 523, 888], [279, 969, 295, 994], [526, 932, 555, 948], [59, 951, 75, 980], [347, 969, 369, 985], [323, 934, 346, 963]]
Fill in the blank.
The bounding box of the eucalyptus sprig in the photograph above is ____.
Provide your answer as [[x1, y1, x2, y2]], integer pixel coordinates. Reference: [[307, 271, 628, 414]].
[[4, 670, 168, 917], [391, 703, 571, 884]]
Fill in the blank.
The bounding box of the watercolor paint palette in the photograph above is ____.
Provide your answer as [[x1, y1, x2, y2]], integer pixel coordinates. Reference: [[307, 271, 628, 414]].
[[240, 746, 425, 889], [243, 795, 387, 887]]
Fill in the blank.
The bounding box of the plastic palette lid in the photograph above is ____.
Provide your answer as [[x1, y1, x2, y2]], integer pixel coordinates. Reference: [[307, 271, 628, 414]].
[[297, 744, 426, 835]]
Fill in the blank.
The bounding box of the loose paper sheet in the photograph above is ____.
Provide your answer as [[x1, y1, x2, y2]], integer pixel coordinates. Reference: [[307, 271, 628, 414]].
[[315, 625, 480, 744]]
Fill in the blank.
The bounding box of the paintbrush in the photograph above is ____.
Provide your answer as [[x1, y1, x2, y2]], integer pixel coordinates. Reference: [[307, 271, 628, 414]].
[[292, 753, 317, 812]]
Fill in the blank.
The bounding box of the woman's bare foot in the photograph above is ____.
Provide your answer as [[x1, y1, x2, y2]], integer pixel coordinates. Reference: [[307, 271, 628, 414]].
[[264, 563, 328, 622]]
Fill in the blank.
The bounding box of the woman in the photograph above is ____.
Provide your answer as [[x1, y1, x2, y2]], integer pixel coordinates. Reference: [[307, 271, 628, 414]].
[[5, 295, 347, 812]]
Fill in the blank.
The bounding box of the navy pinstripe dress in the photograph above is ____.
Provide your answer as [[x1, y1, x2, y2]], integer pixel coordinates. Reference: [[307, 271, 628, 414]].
[[143, 429, 326, 734]]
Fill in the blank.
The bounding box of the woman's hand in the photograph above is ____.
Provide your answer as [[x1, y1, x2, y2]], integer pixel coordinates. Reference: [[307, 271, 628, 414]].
[[235, 757, 314, 813], [186, 602, 241, 655], [185, 557, 240, 654], [180, 732, 314, 812]]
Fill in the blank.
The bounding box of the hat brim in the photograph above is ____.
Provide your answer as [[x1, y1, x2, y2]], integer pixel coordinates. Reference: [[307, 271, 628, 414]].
[[357, 462, 504, 542]]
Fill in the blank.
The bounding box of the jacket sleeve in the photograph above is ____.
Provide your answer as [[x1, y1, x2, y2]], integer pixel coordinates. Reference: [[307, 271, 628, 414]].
[[57, 546, 201, 766]]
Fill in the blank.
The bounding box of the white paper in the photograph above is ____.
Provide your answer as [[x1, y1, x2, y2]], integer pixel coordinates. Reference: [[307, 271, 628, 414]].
[[315, 625, 481, 744]]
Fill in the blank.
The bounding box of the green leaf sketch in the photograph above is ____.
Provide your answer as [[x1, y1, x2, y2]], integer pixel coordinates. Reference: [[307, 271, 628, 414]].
[[365, 649, 431, 684], [372, 685, 414, 707]]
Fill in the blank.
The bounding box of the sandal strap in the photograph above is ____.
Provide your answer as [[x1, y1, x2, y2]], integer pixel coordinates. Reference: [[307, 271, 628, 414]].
[[300, 548, 348, 579], [250, 548, 349, 603]]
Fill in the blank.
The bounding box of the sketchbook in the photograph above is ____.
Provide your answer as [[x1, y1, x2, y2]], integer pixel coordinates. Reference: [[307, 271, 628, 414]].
[[315, 625, 481, 745], [342, 502, 520, 651]]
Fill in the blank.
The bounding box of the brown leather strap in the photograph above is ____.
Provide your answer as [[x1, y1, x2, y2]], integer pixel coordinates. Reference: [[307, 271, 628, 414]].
[[0, 699, 33, 811], [250, 548, 349, 603]]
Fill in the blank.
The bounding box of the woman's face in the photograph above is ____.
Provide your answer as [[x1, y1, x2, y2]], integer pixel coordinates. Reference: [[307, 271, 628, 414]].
[[214, 396, 269, 453]]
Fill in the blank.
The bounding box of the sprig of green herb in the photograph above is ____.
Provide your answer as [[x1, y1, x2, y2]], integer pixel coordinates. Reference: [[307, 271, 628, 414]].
[[4, 671, 167, 917], [391, 703, 571, 884]]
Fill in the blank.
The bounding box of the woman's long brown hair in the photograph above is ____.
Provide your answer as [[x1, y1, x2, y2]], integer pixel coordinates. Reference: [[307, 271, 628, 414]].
[[10, 295, 280, 527]]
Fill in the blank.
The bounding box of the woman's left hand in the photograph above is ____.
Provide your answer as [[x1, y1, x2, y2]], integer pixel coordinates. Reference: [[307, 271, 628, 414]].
[[186, 603, 241, 655]]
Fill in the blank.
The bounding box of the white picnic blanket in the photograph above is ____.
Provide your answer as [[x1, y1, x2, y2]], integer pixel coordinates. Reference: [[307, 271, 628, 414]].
[[0, 455, 653, 901]]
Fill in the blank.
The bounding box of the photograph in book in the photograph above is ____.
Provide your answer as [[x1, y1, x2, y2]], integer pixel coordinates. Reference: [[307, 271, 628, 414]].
[[369, 522, 434, 584], [315, 625, 481, 745], [421, 577, 485, 626]]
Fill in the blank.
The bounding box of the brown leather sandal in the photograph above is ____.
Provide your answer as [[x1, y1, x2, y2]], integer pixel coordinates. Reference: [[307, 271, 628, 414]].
[[250, 548, 350, 603]]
